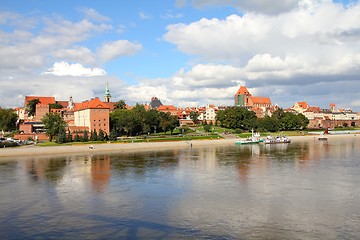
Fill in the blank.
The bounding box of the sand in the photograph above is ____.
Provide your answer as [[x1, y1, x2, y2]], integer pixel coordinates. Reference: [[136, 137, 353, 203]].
[[0, 134, 357, 159]]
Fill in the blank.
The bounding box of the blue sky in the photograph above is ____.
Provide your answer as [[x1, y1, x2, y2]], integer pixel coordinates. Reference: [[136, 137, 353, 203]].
[[1, 0, 360, 111]]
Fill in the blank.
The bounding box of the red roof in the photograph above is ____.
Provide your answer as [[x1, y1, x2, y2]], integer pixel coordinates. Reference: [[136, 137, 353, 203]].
[[157, 105, 177, 111], [252, 97, 271, 105], [295, 101, 309, 109], [56, 101, 68, 108], [235, 86, 251, 95], [25, 96, 55, 106], [74, 98, 110, 111], [103, 102, 116, 111]]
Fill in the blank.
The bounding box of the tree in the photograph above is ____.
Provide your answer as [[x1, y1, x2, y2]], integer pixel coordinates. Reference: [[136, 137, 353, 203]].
[[114, 100, 127, 109], [294, 113, 309, 130], [66, 129, 73, 142], [159, 112, 171, 134], [90, 130, 98, 141], [49, 103, 64, 109], [144, 109, 160, 133], [215, 110, 225, 126], [204, 124, 211, 132], [56, 127, 67, 143], [74, 134, 81, 142], [98, 129, 105, 141], [219, 107, 257, 130], [257, 116, 279, 132], [168, 115, 180, 134], [83, 130, 89, 142], [190, 111, 200, 125], [0, 108, 18, 131], [26, 98, 40, 117], [109, 128, 117, 141], [42, 112, 66, 141]]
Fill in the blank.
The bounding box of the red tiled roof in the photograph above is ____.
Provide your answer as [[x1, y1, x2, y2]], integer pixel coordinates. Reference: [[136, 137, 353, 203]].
[[157, 105, 177, 111], [103, 102, 116, 111], [252, 97, 271, 104], [295, 101, 309, 109], [25, 96, 55, 106], [57, 101, 68, 108], [73, 98, 110, 111], [235, 86, 251, 95]]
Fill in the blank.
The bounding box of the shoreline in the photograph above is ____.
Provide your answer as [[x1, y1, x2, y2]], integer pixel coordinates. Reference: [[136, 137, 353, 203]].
[[0, 134, 357, 160]]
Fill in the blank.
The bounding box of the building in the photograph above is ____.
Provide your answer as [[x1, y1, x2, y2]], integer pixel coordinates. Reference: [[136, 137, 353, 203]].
[[234, 86, 272, 117], [149, 97, 163, 109], [74, 97, 110, 135], [157, 105, 178, 116], [234, 86, 271, 109], [290, 102, 360, 128], [24, 96, 56, 121]]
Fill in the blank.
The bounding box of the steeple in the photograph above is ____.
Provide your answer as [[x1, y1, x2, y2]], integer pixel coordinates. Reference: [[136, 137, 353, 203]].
[[104, 82, 111, 102], [67, 96, 74, 110]]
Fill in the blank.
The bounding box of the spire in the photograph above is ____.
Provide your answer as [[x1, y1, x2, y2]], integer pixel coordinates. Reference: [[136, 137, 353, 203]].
[[104, 82, 111, 102], [67, 96, 74, 110]]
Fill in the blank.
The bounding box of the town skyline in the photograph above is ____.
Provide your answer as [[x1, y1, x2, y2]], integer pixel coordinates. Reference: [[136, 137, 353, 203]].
[[1, 0, 359, 111]]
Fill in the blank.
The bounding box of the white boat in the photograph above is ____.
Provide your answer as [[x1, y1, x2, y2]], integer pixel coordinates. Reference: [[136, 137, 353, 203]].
[[264, 136, 291, 144], [235, 130, 262, 145]]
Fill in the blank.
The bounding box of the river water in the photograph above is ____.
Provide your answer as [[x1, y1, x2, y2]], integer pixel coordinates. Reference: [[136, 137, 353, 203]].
[[0, 137, 359, 239]]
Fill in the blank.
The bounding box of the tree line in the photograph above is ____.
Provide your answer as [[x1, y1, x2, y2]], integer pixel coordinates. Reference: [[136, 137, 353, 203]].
[[40, 103, 180, 143], [215, 107, 309, 132], [6, 99, 309, 143], [0, 107, 18, 131], [110, 104, 179, 136]]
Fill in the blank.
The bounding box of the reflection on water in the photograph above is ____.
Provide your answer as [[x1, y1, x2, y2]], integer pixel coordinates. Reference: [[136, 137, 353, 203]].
[[0, 137, 360, 239]]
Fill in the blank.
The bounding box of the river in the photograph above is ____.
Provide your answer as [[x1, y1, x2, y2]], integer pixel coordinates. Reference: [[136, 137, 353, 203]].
[[0, 137, 359, 239]]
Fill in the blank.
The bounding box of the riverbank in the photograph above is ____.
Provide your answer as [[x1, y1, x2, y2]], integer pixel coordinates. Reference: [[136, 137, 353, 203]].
[[0, 133, 357, 159]]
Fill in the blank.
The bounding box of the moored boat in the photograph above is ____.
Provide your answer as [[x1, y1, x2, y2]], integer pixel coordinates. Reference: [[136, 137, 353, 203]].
[[264, 136, 291, 144], [235, 130, 261, 145]]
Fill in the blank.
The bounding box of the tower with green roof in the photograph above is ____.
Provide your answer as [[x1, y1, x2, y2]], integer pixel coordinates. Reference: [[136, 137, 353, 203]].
[[104, 82, 111, 102]]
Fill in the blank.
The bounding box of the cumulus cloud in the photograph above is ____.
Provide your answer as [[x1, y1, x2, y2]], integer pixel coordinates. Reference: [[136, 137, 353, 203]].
[[97, 40, 142, 62], [43, 61, 106, 77], [52, 46, 96, 65], [173, 64, 243, 88], [165, 1, 360, 83], [0, 73, 126, 108]]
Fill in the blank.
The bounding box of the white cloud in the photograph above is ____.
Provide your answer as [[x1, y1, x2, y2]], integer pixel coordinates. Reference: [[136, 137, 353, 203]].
[[97, 40, 142, 62], [173, 64, 243, 87], [139, 11, 152, 20], [161, 11, 183, 19], [164, 0, 360, 84], [124, 84, 170, 104], [43, 61, 106, 77], [52, 46, 96, 65], [79, 8, 111, 22]]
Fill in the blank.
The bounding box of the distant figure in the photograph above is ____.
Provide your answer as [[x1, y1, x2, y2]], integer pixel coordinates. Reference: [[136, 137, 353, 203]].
[[190, 143, 193, 148], [89, 145, 95, 150]]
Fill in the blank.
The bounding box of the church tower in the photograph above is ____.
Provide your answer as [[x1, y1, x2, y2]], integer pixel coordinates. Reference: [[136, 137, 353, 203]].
[[234, 86, 252, 106], [104, 82, 112, 103]]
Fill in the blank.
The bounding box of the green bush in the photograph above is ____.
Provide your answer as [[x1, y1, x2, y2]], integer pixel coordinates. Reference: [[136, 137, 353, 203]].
[[0, 141, 19, 148]]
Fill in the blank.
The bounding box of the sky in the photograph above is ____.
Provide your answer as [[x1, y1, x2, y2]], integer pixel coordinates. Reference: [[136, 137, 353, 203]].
[[1, 0, 360, 111]]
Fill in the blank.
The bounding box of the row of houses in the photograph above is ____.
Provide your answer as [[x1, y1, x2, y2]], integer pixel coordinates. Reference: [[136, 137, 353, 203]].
[[289, 102, 360, 128], [13, 84, 359, 140], [13, 85, 274, 140]]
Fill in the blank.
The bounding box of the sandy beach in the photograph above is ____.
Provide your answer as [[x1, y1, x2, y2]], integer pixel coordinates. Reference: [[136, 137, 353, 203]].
[[0, 134, 357, 160]]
